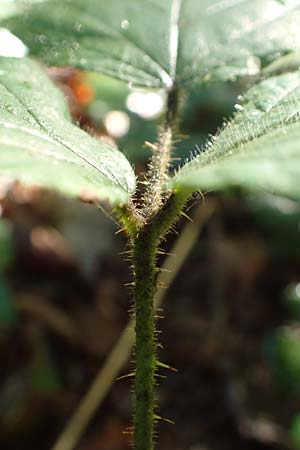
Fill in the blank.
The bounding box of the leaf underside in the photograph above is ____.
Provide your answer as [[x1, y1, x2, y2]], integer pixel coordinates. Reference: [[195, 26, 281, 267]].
[[2, 0, 300, 89], [172, 71, 300, 199], [0, 56, 135, 204], [2, 1, 300, 203]]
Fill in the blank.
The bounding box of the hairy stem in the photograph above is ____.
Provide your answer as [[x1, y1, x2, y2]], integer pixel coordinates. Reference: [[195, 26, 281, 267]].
[[127, 192, 187, 450], [118, 85, 186, 450], [143, 87, 179, 218], [132, 226, 158, 450]]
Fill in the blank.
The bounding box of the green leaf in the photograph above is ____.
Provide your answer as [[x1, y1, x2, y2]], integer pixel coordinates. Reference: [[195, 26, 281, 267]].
[[171, 71, 300, 199], [0, 57, 135, 205], [3, 0, 300, 89]]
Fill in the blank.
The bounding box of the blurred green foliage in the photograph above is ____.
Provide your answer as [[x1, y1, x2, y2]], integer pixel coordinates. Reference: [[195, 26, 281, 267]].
[[291, 414, 300, 450], [0, 219, 14, 271], [283, 284, 300, 319], [264, 326, 300, 393], [0, 220, 16, 330]]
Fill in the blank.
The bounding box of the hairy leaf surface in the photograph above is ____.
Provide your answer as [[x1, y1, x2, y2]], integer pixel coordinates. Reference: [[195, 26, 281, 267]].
[[2, 0, 300, 89], [171, 72, 300, 199], [0, 57, 135, 204]]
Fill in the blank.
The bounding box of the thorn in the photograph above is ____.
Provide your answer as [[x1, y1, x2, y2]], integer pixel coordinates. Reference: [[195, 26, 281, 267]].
[[157, 251, 175, 256], [155, 374, 167, 379], [116, 372, 135, 381], [167, 225, 179, 235], [181, 211, 194, 222], [145, 141, 158, 150], [156, 361, 178, 372], [115, 227, 127, 235], [118, 250, 132, 255], [153, 414, 175, 425], [94, 201, 114, 219]]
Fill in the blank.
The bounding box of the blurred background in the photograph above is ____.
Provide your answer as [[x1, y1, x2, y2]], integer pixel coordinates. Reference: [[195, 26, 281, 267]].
[[1, 28, 300, 450]]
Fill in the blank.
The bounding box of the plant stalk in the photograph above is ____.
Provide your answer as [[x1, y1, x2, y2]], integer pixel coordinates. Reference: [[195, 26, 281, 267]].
[[142, 86, 180, 218], [132, 226, 158, 450], [129, 192, 188, 450], [121, 85, 185, 450]]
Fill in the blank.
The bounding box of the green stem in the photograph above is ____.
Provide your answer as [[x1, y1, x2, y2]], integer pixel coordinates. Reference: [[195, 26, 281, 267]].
[[132, 226, 158, 450], [142, 86, 181, 219], [117, 83, 187, 450], [128, 192, 187, 450]]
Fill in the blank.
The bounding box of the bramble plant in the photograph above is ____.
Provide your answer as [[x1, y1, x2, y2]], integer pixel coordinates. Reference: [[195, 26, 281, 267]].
[[1, 1, 300, 449]]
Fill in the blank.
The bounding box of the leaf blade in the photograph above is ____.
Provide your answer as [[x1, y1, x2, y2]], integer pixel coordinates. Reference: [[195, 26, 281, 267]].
[[0, 56, 135, 204], [3, 0, 300, 89], [171, 71, 300, 199]]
